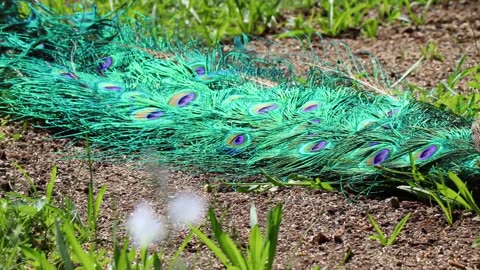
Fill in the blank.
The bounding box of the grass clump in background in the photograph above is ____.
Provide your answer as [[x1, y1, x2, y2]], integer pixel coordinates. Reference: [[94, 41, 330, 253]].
[[0, 165, 286, 269], [42, 0, 441, 43]]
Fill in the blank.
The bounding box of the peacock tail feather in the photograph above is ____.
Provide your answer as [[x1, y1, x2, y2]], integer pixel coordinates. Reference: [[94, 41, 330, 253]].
[[1, 0, 479, 191]]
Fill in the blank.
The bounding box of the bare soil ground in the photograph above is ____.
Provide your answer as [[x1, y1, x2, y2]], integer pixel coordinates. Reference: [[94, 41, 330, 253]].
[[1, 0, 480, 269]]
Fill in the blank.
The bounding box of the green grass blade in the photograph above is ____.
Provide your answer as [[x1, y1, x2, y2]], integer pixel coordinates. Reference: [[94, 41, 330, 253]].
[[189, 226, 231, 267], [435, 182, 469, 209], [62, 221, 96, 270], [168, 231, 195, 270], [367, 213, 387, 245], [262, 170, 285, 187], [152, 253, 163, 270], [387, 213, 411, 245], [448, 172, 480, 214], [247, 225, 264, 269], [21, 246, 57, 270], [94, 185, 107, 221], [45, 165, 57, 204], [140, 247, 148, 269], [432, 192, 453, 225], [209, 208, 223, 241], [87, 179, 95, 232], [472, 238, 480, 248], [218, 233, 248, 270], [207, 208, 247, 269], [55, 221, 74, 270], [112, 240, 127, 270], [264, 203, 283, 270], [14, 162, 37, 194], [339, 246, 353, 267]]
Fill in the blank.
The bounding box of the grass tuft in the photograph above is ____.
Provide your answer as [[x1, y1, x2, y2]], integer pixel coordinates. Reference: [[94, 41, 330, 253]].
[[367, 212, 411, 246]]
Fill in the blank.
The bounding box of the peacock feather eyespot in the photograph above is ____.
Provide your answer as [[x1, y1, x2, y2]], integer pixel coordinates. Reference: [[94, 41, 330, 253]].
[[367, 148, 390, 166], [310, 119, 321, 124], [195, 67, 206, 76], [414, 144, 439, 161], [55, 70, 78, 79], [299, 140, 329, 154], [225, 133, 251, 149], [168, 91, 198, 107], [310, 140, 328, 151], [131, 107, 165, 121], [189, 62, 207, 76], [250, 102, 281, 115], [300, 101, 321, 113], [98, 56, 113, 72], [97, 82, 122, 91], [146, 110, 164, 120]]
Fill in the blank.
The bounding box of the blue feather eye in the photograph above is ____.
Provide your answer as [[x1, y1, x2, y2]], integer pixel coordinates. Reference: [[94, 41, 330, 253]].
[[97, 82, 122, 91], [189, 62, 207, 76], [195, 67, 206, 75], [189, 62, 227, 83], [131, 107, 165, 121], [299, 140, 329, 154], [225, 133, 251, 149], [414, 144, 439, 161], [310, 140, 328, 151], [367, 148, 390, 166], [168, 91, 198, 107], [55, 70, 78, 79], [300, 101, 320, 113], [98, 56, 113, 73], [250, 102, 280, 115]]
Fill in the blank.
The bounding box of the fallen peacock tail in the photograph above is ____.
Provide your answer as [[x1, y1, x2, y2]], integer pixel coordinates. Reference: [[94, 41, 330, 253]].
[[1, 0, 479, 190]]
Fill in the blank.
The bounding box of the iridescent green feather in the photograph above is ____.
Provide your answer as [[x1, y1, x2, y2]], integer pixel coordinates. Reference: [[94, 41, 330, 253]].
[[0, 0, 479, 192]]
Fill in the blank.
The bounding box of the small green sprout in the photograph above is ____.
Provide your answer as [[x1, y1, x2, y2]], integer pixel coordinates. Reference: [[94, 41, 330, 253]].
[[367, 212, 411, 246]]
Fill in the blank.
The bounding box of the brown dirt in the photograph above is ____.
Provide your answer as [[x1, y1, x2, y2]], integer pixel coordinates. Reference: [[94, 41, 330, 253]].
[[1, 0, 480, 269]]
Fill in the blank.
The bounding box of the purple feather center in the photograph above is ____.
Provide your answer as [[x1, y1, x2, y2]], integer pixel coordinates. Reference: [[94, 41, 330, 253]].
[[146, 110, 165, 120], [419, 145, 438, 160], [233, 134, 246, 145], [98, 57, 113, 72], [195, 67, 206, 76], [311, 119, 321, 124], [257, 104, 278, 114], [177, 93, 196, 107], [310, 140, 327, 152], [104, 85, 122, 91], [302, 104, 318, 112], [372, 149, 390, 165]]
